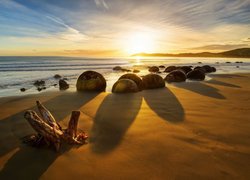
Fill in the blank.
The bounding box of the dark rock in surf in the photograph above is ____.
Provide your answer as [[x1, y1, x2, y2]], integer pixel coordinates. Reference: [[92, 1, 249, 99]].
[[59, 79, 69, 90], [20, 88, 26, 92], [148, 66, 160, 73], [54, 74, 62, 79]]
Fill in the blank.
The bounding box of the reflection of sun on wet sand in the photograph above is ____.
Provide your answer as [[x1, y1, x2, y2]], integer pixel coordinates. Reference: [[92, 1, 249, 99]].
[[0, 73, 250, 179]]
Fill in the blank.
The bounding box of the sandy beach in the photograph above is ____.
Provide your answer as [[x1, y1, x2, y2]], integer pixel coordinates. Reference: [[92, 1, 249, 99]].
[[0, 73, 250, 179]]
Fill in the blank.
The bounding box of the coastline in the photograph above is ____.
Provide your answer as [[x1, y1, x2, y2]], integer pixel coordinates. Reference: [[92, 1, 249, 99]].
[[0, 73, 250, 179]]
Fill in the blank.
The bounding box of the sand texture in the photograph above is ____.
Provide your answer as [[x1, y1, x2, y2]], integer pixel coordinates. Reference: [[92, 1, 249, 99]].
[[0, 73, 250, 179]]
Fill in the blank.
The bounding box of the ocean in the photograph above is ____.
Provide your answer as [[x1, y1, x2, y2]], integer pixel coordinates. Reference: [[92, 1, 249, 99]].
[[0, 56, 250, 97]]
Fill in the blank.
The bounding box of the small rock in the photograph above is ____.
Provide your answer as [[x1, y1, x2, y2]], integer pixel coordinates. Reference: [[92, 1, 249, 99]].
[[165, 70, 186, 83], [33, 80, 45, 87], [148, 66, 160, 73], [59, 79, 69, 90], [54, 74, 62, 79], [198, 62, 202, 64], [226, 62, 231, 63], [133, 69, 140, 73], [112, 79, 139, 93], [159, 65, 165, 68], [113, 66, 122, 71], [20, 88, 26, 92]]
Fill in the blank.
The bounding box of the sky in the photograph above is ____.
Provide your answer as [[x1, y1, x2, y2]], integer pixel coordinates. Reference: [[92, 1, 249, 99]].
[[0, 0, 250, 57]]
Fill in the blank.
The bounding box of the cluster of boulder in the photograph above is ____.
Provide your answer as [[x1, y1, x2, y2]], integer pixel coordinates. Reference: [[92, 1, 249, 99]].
[[76, 70, 165, 94], [163, 65, 216, 83]]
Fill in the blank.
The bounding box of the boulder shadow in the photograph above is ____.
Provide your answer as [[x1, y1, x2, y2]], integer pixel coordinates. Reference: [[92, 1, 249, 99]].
[[205, 79, 241, 88], [0, 91, 99, 179], [174, 82, 225, 99], [143, 87, 184, 123], [90, 93, 142, 154]]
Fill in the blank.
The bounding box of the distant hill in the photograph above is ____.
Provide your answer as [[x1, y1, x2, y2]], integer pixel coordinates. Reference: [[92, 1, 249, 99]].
[[132, 48, 250, 58]]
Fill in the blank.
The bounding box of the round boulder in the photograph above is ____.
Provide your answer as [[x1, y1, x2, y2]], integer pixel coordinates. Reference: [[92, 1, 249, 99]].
[[164, 66, 177, 73], [148, 66, 160, 73], [112, 79, 139, 93], [119, 73, 144, 91], [142, 74, 165, 89], [76, 71, 106, 92], [187, 69, 205, 81], [165, 70, 186, 83]]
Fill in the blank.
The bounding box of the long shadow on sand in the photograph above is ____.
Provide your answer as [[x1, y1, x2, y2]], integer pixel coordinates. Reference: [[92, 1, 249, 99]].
[[90, 93, 142, 154], [205, 79, 241, 88], [174, 82, 226, 99], [0, 92, 99, 179], [143, 87, 184, 123]]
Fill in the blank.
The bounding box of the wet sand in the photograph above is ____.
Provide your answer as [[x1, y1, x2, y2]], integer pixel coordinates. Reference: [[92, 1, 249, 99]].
[[0, 73, 250, 179]]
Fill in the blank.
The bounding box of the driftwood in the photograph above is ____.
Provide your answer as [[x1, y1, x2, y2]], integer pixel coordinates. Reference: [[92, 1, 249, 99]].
[[23, 101, 88, 151]]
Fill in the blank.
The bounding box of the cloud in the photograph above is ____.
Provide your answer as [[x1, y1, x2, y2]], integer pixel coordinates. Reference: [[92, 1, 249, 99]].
[[63, 49, 121, 56], [190, 44, 249, 51], [94, 0, 109, 9]]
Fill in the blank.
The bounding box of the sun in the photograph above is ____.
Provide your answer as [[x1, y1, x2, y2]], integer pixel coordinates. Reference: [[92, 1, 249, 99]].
[[124, 32, 155, 55]]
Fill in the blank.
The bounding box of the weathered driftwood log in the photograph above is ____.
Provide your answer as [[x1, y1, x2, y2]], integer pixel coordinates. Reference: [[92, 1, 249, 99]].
[[23, 101, 88, 151]]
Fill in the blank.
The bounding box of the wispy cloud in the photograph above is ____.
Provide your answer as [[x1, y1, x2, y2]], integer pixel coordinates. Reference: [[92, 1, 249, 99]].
[[94, 0, 109, 9], [190, 44, 249, 52], [0, 0, 250, 56]]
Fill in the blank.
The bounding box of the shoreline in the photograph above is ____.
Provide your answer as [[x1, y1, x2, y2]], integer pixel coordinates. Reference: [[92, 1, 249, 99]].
[[0, 73, 250, 179], [0, 72, 249, 100]]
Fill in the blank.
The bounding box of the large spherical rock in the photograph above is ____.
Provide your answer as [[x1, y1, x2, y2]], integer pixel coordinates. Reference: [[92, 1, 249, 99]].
[[119, 73, 144, 91], [187, 69, 205, 81], [76, 71, 106, 92], [112, 79, 139, 93], [148, 66, 160, 73], [142, 74, 165, 89], [164, 66, 177, 73], [165, 70, 186, 83]]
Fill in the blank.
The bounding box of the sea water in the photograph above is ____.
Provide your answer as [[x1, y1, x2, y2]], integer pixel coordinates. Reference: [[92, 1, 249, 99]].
[[0, 56, 249, 97]]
